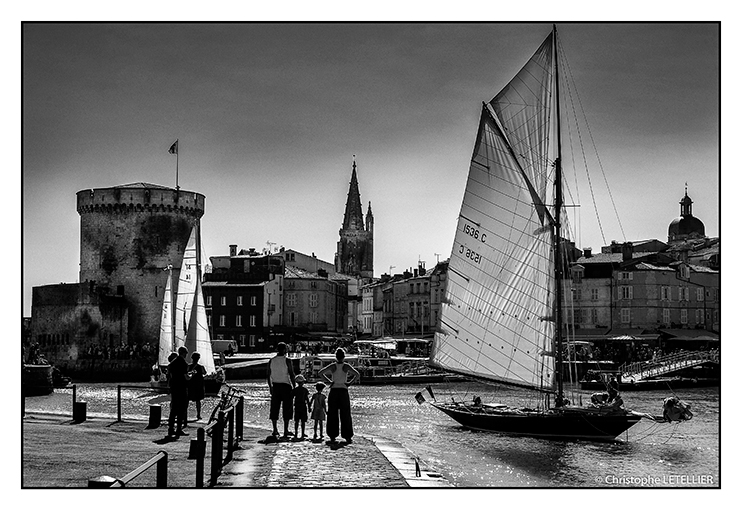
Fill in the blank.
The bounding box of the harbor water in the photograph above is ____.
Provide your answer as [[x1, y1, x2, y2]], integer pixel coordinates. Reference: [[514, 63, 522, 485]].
[[23, 380, 720, 488]]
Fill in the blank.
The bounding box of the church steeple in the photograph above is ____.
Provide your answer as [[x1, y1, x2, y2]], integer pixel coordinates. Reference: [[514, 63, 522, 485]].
[[342, 156, 365, 230], [366, 201, 374, 233], [336, 156, 374, 280]]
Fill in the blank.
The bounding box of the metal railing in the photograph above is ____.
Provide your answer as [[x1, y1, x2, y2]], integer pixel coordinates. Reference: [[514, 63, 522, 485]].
[[620, 349, 720, 382], [88, 451, 168, 488], [193, 395, 244, 487]]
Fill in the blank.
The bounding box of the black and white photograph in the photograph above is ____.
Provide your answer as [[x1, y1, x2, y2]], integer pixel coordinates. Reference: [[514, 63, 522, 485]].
[[18, 15, 724, 495]]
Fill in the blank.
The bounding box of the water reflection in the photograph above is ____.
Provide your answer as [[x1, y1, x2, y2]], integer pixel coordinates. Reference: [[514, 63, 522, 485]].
[[23, 382, 719, 487]]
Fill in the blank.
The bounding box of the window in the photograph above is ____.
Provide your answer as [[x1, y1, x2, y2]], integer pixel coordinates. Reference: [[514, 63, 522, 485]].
[[311, 281, 317, 289], [680, 309, 688, 324], [207, 314, 212, 326], [237, 296, 243, 306], [309, 311, 318, 323], [236, 315, 242, 327], [239, 334, 246, 347], [251, 295, 257, 306], [290, 312, 296, 326], [573, 309, 582, 324], [678, 286, 689, 301], [591, 288, 599, 301], [679, 265, 691, 279], [663, 308, 671, 325], [695, 309, 704, 325], [620, 286, 633, 300], [410, 284, 414, 294], [572, 288, 582, 301], [618, 272, 633, 281], [662, 286, 671, 301], [249, 335, 256, 347], [219, 315, 225, 327], [309, 294, 318, 307], [696, 288, 704, 302], [287, 293, 297, 307], [220, 296, 226, 306], [591, 308, 598, 324], [206, 295, 212, 306], [250, 315, 256, 327], [416, 283, 421, 294], [620, 308, 631, 324]]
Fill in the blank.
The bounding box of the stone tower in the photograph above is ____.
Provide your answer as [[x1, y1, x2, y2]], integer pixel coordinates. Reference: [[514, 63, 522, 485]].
[[335, 158, 373, 279], [77, 183, 205, 343]]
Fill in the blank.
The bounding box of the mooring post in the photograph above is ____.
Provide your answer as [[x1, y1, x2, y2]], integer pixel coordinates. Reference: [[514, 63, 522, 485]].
[[117, 385, 122, 422], [236, 396, 244, 440], [156, 450, 168, 488], [195, 427, 205, 488]]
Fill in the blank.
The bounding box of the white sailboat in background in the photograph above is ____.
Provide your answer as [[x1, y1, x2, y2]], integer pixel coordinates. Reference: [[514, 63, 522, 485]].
[[151, 226, 224, 394], [155, 265, 175, 369]]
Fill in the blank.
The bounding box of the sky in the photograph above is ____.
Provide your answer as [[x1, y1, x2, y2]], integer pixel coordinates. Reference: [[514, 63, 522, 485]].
[[20, 21, 720, 316]]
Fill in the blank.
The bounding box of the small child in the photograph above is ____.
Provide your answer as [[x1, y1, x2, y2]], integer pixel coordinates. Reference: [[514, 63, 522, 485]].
[[309, 381, 327, 440], [292, 374, 310, 440]]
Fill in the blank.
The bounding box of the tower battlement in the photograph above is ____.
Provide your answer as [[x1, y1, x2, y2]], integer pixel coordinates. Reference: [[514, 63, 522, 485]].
[[77, 183, 204, 218]]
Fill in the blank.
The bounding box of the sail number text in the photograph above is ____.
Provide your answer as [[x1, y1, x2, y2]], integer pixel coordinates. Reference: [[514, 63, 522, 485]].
[[459, 244, 482, 264], [463, 223, 487, 243]]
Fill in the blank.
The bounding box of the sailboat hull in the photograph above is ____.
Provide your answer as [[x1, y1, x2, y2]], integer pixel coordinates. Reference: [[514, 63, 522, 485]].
[[432, 403, 643, 441]]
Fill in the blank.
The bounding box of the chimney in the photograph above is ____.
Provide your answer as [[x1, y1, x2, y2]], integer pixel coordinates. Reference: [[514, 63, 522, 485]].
[[229, 244, 237, 257], [584, 247, 592, 258], [414, 269, 419, 277], [622, 242, 634, 262]]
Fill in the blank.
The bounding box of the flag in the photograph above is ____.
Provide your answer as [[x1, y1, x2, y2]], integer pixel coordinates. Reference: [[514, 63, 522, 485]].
[[414, 392, 426, 405], [425, 385, 435, 401], [168, 140, 178, 155]]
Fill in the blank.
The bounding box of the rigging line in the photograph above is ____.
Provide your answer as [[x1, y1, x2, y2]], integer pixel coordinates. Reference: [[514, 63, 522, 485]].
[[559, 37, 626, 242]]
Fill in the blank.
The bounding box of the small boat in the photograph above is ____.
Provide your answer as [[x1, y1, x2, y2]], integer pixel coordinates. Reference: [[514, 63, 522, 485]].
[[301, 352, 462, 385], [22, 363, 54, 396], [150, 227, 224, 395], [423, 25, 691, 441]]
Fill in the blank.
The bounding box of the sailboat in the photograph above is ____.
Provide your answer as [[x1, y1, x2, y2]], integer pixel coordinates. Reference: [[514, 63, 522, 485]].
[[150, 226, 225, 395], [424, 26, 690, 441]]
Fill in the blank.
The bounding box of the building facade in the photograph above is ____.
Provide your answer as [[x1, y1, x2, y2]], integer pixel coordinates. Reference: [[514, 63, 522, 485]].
[[203, 249, 284, 353]]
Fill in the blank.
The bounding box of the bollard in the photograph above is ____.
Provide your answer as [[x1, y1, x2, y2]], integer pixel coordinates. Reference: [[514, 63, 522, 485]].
[[88, 475, 118, 488], [147, 404, 162, 429], [188, 435, 205, 460], [73, 401, 87, 423]]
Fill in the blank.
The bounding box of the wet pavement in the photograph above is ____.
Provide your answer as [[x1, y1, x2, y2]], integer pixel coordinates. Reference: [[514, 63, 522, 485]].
[[217, 428, 452, 488]]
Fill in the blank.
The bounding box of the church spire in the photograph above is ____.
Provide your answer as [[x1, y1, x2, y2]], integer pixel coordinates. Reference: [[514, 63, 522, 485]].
[[342, 155, 364, 230]]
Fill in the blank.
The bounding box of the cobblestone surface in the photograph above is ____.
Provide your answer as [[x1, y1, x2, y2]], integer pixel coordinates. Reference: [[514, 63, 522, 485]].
[[217, 430, 411, 488]]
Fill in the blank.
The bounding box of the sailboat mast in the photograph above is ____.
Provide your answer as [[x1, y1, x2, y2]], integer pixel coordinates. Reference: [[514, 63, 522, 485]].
[[553, 25, 565, 404]]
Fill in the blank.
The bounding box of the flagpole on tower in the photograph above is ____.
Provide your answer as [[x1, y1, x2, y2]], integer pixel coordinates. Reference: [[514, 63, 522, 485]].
[[169, 139, 179, 190]]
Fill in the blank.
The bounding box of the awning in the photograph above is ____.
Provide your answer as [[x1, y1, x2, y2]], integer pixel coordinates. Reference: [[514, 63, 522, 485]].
[[658, 329, 720, 341]]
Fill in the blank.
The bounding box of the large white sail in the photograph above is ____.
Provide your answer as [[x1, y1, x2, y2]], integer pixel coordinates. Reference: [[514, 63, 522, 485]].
[[174, 226, 198, 348], [184, 278, 216, 374], [431, 33, 557, 391], [157, 270, 174, 366]]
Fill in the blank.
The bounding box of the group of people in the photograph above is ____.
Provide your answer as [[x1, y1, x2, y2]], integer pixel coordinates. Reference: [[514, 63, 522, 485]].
[[268, 342, 360, 444], [166, 346, 207, 438]]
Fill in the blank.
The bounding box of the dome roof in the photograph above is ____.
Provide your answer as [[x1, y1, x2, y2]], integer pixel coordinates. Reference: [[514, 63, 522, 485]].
[[668, 215, 705, 239]]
